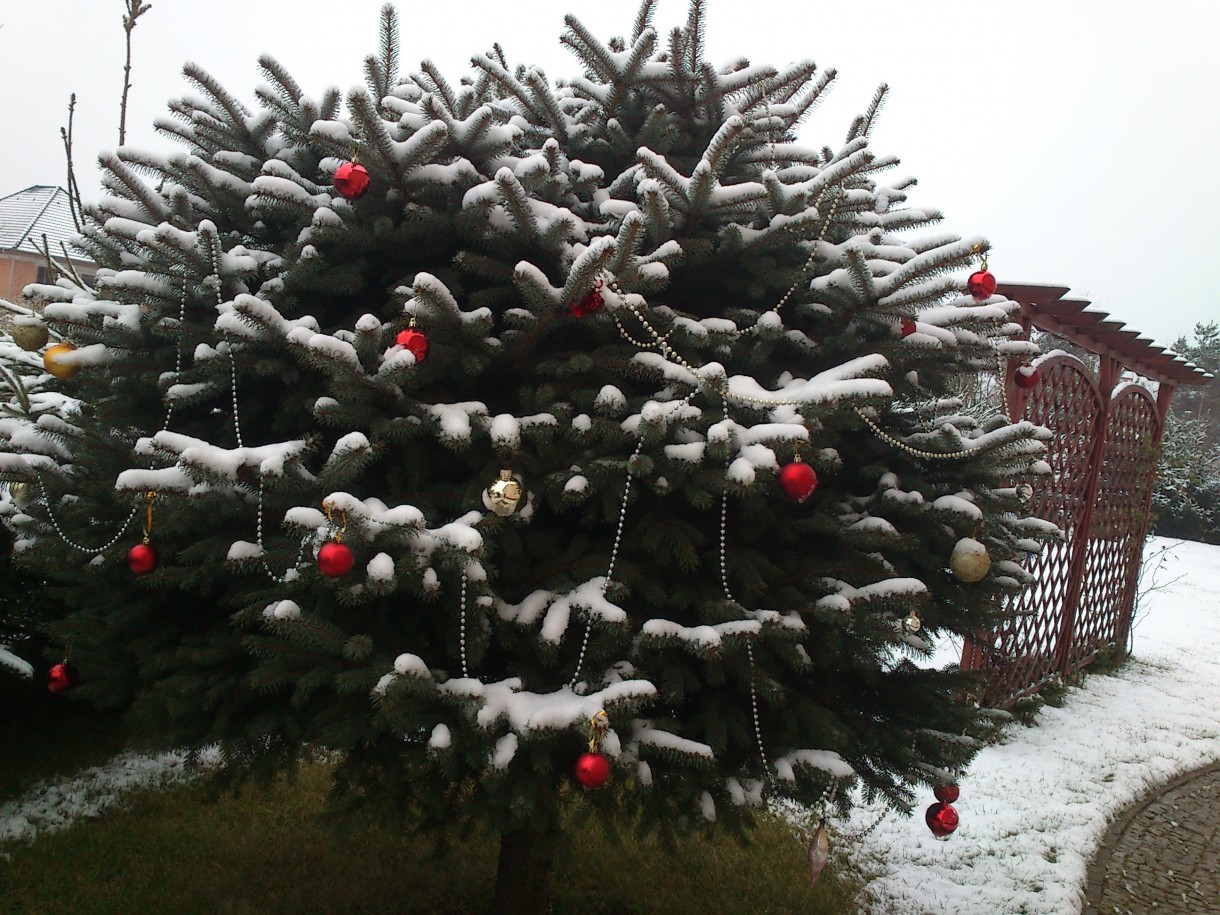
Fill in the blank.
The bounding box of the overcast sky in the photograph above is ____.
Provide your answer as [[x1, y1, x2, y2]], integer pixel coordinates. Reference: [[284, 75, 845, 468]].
[[1, 1, 1216, 352]]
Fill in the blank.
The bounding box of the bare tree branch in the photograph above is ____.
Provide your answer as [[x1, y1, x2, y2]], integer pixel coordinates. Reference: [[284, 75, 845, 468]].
[[119, 0, 153, 146], [59, 95, 84, 232]]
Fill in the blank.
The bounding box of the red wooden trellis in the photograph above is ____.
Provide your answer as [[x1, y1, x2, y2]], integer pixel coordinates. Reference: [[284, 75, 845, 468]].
[[961, 284, 1211, 708]]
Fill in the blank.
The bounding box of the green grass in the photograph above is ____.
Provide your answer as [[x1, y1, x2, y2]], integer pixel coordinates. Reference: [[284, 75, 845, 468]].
[[0, 761, 860, 914]]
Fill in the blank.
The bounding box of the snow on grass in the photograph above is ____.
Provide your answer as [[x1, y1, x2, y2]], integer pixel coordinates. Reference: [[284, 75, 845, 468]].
[[0, 747, 220, 849], [4, 536, 1218, 913], [846, 536, 1220, 915]]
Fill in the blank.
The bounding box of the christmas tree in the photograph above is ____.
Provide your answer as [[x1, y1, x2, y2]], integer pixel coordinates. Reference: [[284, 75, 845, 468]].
[[0, 2, 1054, 908]]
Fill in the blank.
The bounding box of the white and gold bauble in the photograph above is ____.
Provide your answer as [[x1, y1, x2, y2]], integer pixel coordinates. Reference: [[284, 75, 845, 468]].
[[903, 611, 922, 633], [950, 537, 991, 583], [482, 469, 523, 517], [1016, 482, 1034, 504]]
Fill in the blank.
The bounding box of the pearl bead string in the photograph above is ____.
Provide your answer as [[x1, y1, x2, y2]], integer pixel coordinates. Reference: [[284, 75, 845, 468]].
[[566, 433, 647, 689], [34, 278, 191, 554]]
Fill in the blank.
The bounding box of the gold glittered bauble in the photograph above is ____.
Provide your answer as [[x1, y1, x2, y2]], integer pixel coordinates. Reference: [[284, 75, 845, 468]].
[[11, 321, 49, 351], [950, 537, 991, 583], [482, 469, 523, 517], [43, 342, 81, 379]]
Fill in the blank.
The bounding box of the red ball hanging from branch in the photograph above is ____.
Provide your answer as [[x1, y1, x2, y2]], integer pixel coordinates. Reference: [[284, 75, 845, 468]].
[[333, 161, 370, 200], [128, 492, 159, 575], [395, 327, 429, 363], [317, 541, 355, 578], [48, 661, 80, 695], [900, 317, 916, 338], [574, 751, 611, 788], [779, 458, 818, 503], [925, 801, 959, 837], [934, 783, 960, 804], [127, 543, 159, 575], [1013, 365, 1040, 390], [967, 269, 997, 302], [571, 279, 605, 317]]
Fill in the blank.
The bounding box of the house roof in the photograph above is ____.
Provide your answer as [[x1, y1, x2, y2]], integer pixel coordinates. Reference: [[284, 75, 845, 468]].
[[0, 185, 88, 260]]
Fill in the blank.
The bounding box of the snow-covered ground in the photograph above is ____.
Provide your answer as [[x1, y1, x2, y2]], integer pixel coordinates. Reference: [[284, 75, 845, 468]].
[[3, 536, 1218, 915], [847, 536, 1220, 914]]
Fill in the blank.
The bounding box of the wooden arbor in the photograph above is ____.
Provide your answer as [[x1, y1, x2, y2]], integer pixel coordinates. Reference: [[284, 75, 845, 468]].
[[961, 283, 1212, 707]]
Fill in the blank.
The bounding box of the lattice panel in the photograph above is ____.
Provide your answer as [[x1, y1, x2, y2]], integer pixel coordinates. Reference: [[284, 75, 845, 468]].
[[977, 356, 1102, 705], [1068, 386, 1161, 670]]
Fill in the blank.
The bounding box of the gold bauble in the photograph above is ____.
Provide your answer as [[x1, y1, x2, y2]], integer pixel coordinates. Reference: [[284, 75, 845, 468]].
[[482, 469, 523, 517], [11, 321, 49, 352], [1017, 483, 1034, 504], [43, 342, 81, 380], [8, 481, 33, 509], [950, 537, 991, 583]]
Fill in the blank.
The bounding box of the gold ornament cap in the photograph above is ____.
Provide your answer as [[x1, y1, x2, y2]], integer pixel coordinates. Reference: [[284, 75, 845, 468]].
[[483, 469, 523, 517]]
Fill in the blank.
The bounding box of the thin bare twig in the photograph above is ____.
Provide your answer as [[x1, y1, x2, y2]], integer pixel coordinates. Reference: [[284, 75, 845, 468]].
[[59, 94, 84, 232], [119, 0, 153, 147]]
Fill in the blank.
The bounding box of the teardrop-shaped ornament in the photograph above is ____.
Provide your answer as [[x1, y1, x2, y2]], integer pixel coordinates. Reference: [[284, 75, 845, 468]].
[[808, 818, 831, 886]]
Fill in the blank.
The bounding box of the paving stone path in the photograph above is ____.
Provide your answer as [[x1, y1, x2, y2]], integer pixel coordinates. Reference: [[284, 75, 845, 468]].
[[1084, 761, 1220, 914]]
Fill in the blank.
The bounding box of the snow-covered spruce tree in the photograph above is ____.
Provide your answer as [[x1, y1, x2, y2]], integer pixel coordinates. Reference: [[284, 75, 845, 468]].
[[0, 2, 1054, 907]]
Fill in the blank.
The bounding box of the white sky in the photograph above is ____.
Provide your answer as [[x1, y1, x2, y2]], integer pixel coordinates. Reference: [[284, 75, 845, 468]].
[[1, 0, 1216, 350]]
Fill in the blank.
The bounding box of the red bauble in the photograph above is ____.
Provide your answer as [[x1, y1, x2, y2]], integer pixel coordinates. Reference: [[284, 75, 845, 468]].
[[779, 461, 818, 503], [317, 541, 355, 578], [900, 317, 916, 337], [1014, 365, 1040, 389], [48, 662, 80, 695], [127, 543, 159, 575], [571, 289, 605, 317], [966, 269, 997, 301], [333, 162, 370, 200], [395, 328, 429, 362], [926, 801, 959, 837], [574, 751, 611, 788], [934, 783, 960, 804]]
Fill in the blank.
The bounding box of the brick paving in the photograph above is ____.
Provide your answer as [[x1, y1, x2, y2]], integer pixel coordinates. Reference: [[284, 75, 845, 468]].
[[1083, 762, 1220, 914]]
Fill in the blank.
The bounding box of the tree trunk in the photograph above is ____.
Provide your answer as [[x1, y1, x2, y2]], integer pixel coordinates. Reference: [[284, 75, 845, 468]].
[[492, 821, 559, 915]]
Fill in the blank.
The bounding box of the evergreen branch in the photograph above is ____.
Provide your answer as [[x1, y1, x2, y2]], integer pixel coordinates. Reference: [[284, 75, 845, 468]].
[[379, 3, 399, 95], [417, 60, 460, 117], [181, 62, 252, 132], [602, 28, 657, 123], [559, 236, 616, 307], [781, 68, 838, 132], [257, 55, 304, 110], [849, 84, 889, 141], [632, 0, 658, 43], [345, 89, 407, 195], [684, 0, 706, 74], [560, 15, 620, 84], [493, 168, 541, 243], [734, 60, 818, 117], [606, 211, 646, 277], [97, 151, 171, 222], [522, 69, 568, 141], [470, 54, 550, 127]]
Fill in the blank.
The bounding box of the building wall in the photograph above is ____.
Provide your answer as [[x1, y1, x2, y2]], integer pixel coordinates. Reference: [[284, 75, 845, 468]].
[[0, 254, 40, 303]]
